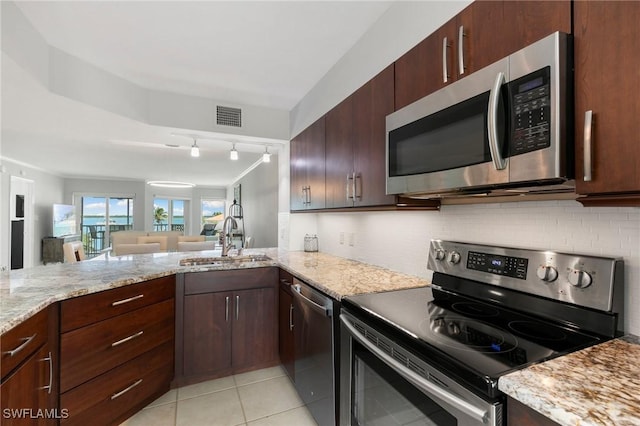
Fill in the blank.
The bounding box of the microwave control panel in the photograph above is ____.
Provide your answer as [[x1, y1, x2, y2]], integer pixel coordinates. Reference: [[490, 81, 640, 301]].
[[510, 66, 551, 156]]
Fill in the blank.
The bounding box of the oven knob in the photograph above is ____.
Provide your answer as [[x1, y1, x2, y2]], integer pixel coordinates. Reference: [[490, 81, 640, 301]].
[[434, 249, 446, 261], [568, 269, 592, 288], [536, 265, 558, 282], [448, 251, 461, 264]]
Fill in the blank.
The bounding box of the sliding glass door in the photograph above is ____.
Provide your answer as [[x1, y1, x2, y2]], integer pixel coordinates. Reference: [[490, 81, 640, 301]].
[[81, 197, 134, 257]]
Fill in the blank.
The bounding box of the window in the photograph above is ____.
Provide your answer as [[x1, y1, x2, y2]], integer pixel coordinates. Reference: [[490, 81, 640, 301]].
[[200, 198, 225, 236], [81, 196, 134, 257], [153, 198, 186, 232]]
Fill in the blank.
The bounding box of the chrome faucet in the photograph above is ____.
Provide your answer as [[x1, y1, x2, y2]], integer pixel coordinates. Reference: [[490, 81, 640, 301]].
[[220, 216, 238, 256]]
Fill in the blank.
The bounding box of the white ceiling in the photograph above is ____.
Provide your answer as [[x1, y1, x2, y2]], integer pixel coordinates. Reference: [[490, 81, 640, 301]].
[[2, 1, 394, 187]]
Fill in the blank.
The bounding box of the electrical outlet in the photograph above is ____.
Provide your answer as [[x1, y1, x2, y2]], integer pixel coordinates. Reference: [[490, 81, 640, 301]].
[[339, 232, 345, 245], [348, 233, 355, 247]]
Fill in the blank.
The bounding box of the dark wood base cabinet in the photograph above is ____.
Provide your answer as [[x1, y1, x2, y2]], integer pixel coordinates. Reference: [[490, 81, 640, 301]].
[[278, 269, 295, 380], [59, 276, 175, 425], [507, 397, 560, 426], [174, 268, 279, 387], [1, 306, 58, 425]]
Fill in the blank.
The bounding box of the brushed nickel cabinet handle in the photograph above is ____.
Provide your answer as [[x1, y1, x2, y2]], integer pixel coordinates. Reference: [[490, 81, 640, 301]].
[[225, 296, 230, 322], [289, 304, 294, 331], [458, 25, 466, 76], [40, 352, 53, 394], [111, 379, 143, 400], [584, 110, 593, 182], [235, 295, 240, 321], [111, 294, 144, 306], [346, 174, 353, 201], [4, 334, 36, 357], [111, 331, 143, 347], [442, 37, 450, 83], [354, 173, 361, 200]]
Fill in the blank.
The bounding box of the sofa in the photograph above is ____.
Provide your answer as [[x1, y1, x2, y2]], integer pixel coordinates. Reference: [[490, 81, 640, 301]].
[[110, 231, 183, 255]]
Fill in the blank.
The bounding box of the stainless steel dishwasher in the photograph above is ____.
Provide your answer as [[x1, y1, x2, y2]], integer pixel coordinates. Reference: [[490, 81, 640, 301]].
[[292, 278, 337, 426]]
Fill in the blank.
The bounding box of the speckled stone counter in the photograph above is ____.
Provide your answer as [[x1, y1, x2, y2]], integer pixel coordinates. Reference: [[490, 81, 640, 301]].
[[0, 248, 429, 334], [499, 335, 640, 426]]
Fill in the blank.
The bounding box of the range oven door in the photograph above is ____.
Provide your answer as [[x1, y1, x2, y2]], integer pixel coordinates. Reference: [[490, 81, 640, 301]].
[[340, 312, 503, 426]]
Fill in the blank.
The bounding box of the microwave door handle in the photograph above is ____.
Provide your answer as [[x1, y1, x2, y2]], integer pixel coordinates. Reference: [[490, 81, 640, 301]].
[[341, 315, 489, 423], [487, 71, 507, 170]]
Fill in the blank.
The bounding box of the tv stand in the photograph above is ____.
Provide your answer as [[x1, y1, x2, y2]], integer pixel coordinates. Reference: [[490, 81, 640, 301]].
[[42, 235, 81, 264]]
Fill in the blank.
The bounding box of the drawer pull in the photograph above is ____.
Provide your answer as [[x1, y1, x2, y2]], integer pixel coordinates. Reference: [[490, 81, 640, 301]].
[[111, 379, 143, 400], [4, 334, 36, 357], [111, 331, 144, 347], [40, 352, 53, 394], [111, 294, 144, 306]]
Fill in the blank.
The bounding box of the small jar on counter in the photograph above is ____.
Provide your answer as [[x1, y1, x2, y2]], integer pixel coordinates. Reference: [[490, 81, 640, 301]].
[[304, 234, 318, 252]]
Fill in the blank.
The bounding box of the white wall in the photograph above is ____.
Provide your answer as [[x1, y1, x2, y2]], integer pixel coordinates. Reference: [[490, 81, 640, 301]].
[[289, 202, 640, 335], [290, 0, 470, 137], [0, 159, 65, 268], [228, 154, 279, 248]]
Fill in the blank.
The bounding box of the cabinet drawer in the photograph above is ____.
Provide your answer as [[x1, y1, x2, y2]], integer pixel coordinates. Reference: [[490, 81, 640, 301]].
[[61, 341, 173, 426], [1, 307, 48, 379], [185, 267, 277, 295], [60, 299, 174, 393], [61, 275, 175, 332]]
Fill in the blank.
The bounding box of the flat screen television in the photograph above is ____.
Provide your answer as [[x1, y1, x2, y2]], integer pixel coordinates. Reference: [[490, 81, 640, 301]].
[[53, 204, 77, 237]]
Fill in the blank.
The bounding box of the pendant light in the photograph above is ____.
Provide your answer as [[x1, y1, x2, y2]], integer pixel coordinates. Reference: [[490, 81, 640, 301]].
[[262, 146, 271, 163], [230, 143, 239, 160], [190, 139, 200, 157]]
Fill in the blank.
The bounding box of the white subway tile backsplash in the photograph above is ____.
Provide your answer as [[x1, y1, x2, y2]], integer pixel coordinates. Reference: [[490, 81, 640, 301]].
[[288, 200, 640, 335]]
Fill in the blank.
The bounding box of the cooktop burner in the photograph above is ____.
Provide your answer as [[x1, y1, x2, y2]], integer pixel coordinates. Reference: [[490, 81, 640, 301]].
[[508, 320, 567, 341], [420, 316, 518, 354], [343, 285, 603, 397], [451, 301, 500, 318]]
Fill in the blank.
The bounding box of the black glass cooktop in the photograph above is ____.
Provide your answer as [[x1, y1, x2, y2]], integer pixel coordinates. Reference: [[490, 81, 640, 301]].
[[342, 285, 603, 398]]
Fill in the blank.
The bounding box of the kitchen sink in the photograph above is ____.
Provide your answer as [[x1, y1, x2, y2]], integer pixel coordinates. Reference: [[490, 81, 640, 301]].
[[179, 254, 272, 266]]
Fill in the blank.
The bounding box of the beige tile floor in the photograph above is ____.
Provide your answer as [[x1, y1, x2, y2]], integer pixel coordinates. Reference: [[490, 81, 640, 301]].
[[120, 366, 318, 426]]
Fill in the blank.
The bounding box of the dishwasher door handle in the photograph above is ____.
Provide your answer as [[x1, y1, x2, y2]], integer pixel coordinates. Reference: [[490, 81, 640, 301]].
[[293, 284, 331, 317]]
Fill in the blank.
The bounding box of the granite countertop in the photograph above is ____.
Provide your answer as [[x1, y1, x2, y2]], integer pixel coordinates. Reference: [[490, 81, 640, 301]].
[[0, 247, 429, 334], [499, 335, 640, 426]]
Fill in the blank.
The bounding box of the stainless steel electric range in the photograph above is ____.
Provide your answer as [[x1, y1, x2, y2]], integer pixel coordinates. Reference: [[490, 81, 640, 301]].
[[339, 240, 624, 426]]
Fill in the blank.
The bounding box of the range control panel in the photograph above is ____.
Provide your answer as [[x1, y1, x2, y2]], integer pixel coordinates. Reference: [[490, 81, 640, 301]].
[[428, 240, 623, 313], [467, 251, 528, 280]]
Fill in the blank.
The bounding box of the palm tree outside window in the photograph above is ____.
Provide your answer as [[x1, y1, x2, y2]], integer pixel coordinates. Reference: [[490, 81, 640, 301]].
[[153, 198, 186, 232]]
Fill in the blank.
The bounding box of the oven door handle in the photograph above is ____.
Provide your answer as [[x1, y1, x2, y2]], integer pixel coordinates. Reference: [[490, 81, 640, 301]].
[[341, 315, 489, 424]]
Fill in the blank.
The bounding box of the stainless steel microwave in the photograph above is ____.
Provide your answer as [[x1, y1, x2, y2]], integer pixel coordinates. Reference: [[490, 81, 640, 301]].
[[386, 32, 573, 198]]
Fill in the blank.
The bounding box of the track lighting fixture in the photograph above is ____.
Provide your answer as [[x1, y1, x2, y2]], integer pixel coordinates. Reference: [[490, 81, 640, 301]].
[[262, 146, 271, 163], [230, 143, 239, 160], [190, 139, 200, 157]]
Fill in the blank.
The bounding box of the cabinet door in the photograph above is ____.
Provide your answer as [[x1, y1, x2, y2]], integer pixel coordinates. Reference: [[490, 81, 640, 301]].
[[395, 20, 457, 110], [455, 1, 504, 78], [502, 1, 571, 55], [507, 397, 560, 426], [289, 133, 307, 211], [353, 64, 396, 207], [232, 287, 277, 372], [0, 345, 55, 425], [183, 292, 232, 376], [278, 284, 295, 380], [574, 1, 640, 196], [325, 96, 354, 208], [290, 117, 326, 211]]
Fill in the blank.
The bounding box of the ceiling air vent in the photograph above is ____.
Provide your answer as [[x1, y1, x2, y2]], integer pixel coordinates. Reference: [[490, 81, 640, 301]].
[[216, 105, 242, 127]]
